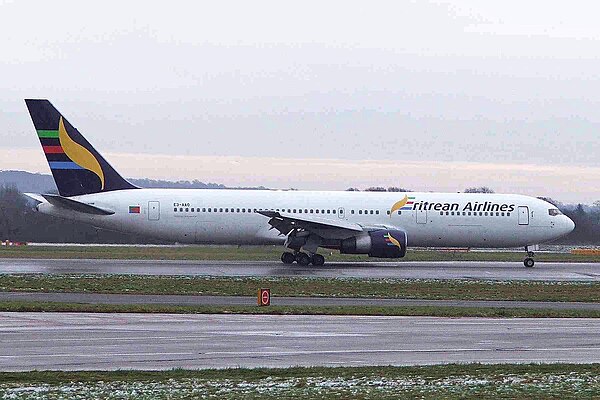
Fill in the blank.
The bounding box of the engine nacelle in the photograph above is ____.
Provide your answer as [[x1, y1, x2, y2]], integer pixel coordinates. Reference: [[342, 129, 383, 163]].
[[340, 229, 407, 258]]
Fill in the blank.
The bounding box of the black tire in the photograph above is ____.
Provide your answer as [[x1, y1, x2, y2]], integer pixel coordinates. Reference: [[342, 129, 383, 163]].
[[524, 258, 535, 268], [296, 253, 311, 266], [281, 252, 295, 264], [312, 254, 325, 266]]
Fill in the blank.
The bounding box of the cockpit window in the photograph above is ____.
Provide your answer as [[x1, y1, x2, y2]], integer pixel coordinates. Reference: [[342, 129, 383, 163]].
[[548, 208, 562, 216]]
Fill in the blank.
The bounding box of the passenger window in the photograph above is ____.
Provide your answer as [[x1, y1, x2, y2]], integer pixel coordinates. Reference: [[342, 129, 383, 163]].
[[507, 212, 511, 217], [440, 212, 443, 216], [501, 212, 504, 216], [468, 212, 471, 216], [316, 210, 320, 214], [446, 212, 449, 215], [370, 210, 374, 215], [293, 209, 297, 213], [174, 208, 177, 212], [310, 209, 314, 213], [179, 208, 183, 212], [484, 212, 488, 216], [496, 212, 499, 216], [219, 208, 223, 212], [333, 210, 336, 214], [387, 210, 391, 215], [397, 211, 401, 215], [376, 210, 379, 215], [479, 212, 483, 216], [359, 210, 363, 215], [351, 210, 355, 214]]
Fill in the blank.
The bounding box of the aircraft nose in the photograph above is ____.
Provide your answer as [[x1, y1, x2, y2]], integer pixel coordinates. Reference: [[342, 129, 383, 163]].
[[564, 216, 575, 235]]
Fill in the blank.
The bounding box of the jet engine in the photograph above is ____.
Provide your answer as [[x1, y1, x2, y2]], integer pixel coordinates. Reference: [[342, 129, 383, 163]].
[[340, 229, 407, 258]]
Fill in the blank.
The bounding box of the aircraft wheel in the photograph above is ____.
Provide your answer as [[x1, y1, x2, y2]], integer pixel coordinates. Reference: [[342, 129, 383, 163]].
[[524, 257, 535, 268], [281, 252, 295, 264], [311, 254, 325, 266], [296, 252, 311, 266]]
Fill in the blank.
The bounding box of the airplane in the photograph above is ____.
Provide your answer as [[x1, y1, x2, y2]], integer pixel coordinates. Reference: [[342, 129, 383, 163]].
[[23, 99, 575, 268]]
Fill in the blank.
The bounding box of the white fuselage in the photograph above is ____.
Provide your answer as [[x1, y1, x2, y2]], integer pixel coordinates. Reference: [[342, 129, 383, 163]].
[[38, 189, 575, 248]]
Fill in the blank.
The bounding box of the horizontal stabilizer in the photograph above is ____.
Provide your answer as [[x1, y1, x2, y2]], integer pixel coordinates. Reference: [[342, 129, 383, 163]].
[[23, 193, 46, 203], [40, 194, 115, 215]]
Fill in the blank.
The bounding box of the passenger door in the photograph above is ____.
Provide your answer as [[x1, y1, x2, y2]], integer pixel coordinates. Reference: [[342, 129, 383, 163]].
[[148, 201, 160, 221], [518, 206, 529, 225]]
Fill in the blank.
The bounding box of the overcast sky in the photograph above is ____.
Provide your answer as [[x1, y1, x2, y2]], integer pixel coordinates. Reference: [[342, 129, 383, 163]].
[[1, 0, 599, 202]]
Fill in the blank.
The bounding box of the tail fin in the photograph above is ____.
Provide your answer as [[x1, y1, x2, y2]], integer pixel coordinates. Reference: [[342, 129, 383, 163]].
[[25, 99, 137, 197]]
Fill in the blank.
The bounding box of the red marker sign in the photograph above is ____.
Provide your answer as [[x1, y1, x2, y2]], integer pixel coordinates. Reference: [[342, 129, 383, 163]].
[[258, 288, 270, 306]]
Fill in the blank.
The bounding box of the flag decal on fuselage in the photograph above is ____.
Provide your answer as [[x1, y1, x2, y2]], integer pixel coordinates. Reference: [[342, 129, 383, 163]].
[[129, 205, 141, 214]]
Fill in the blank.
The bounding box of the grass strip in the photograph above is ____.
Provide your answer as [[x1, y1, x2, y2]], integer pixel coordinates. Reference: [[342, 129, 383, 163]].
[[1, 274, 600, 302], [0, 245, 599, 262], [0, 364, 598, 399], [2, 300, 600, 317]]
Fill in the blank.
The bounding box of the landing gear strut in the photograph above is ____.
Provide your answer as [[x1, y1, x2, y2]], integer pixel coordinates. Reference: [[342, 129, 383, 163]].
[[280, 251, 326, 266], [523, 246, 536, 268]]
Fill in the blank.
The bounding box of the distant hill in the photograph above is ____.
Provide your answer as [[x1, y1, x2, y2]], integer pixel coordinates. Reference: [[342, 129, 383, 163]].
[[0, 170, 266, 192]]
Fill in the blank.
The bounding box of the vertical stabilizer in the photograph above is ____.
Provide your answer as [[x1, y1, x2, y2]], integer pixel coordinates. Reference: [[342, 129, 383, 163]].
[[25, 99, 137, 197]]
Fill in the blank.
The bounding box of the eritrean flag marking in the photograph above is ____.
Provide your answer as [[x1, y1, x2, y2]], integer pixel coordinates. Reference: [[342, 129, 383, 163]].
[[129, 205, 141, 214], [401, 196, 415, 210], [390, 195, 416, 216]]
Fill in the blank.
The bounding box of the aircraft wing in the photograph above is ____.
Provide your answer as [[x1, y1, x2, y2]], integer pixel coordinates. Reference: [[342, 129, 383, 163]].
[[258, 210, 364, 239]]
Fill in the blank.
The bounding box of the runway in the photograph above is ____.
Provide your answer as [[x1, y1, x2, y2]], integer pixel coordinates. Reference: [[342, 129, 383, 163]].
[[3, 291, 600, 310], [1, 313, 599, 371], [1, 258, 600, 281]]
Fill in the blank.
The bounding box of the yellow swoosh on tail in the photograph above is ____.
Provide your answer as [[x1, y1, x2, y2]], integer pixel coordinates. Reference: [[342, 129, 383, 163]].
[[390, 195, 408, 216], [387, 234, 402, 249], [59, 117, 105, 189]]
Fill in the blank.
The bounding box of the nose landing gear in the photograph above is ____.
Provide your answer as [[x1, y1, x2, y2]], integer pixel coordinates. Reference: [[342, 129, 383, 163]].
[[523, 245, 537, 268], [524, 256, 535, 268]]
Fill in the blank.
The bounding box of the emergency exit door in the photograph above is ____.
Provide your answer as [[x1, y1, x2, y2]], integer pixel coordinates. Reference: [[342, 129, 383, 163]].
[[148, 201, 160, 221], [416, 209, 427, 224]]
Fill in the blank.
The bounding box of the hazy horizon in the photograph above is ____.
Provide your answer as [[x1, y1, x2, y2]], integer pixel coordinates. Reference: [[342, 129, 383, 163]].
[[1, 1, 599, 203]]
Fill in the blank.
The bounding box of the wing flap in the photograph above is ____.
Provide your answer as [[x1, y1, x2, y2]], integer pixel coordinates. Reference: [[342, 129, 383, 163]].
[[258, 210, 364, 239]]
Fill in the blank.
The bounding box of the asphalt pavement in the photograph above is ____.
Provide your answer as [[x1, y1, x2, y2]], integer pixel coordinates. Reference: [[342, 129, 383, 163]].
[[1, 259, 599, 281], [1, 313, 598, 371]]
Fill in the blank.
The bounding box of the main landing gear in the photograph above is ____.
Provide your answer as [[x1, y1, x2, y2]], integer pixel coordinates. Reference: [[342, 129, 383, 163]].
[[281, 252, 325, 266], [523, 245, 536, 268]]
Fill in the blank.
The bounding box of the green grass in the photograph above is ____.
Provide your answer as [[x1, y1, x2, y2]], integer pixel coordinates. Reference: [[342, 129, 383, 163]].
[[0, 245, 599, 262], [2, 274, 600, 302], [0, 364, 598, 399], [1, 300, 600, 317]]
